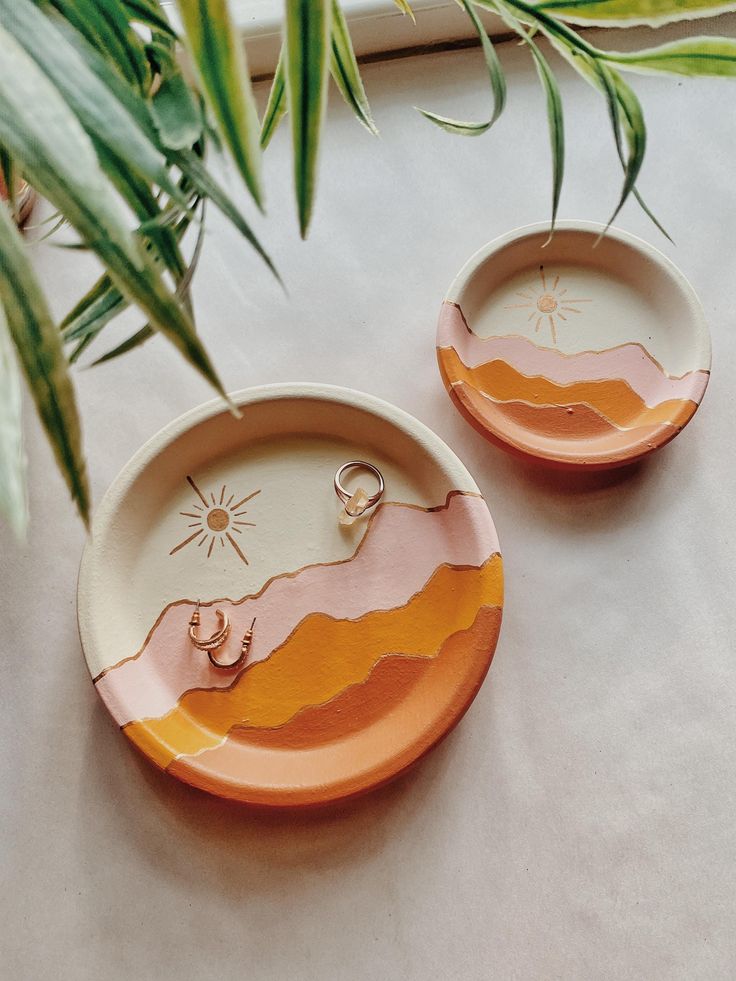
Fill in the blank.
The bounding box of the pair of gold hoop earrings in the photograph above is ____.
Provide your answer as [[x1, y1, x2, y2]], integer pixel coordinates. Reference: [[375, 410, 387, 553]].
[[188, 600, 256, 670]]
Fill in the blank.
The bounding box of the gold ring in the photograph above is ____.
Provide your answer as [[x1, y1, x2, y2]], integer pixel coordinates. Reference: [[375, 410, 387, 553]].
[[334, 461, 385, 517]]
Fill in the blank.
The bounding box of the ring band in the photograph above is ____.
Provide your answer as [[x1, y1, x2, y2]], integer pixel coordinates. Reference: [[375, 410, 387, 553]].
[[334, 461, 385, 516]]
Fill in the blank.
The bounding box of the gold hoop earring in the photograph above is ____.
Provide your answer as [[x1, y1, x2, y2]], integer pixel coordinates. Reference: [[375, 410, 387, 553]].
[[188, 600, 231, 653], [207, 617, 256, 671]]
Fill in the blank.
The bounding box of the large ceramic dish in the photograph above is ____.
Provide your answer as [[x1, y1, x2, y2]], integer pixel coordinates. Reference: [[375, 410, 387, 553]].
[[78, 385, 503, 807], [437, 221, 711, 470]]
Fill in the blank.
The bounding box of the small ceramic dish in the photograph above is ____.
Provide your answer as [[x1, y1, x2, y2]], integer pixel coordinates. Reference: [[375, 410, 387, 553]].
[[437, 220, 711, 470], [78, 385, 503, 807]]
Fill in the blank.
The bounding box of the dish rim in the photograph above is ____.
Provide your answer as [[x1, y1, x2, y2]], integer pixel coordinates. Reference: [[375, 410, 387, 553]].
[[438, 219, 711, 470], [77, 382, 502, 807]]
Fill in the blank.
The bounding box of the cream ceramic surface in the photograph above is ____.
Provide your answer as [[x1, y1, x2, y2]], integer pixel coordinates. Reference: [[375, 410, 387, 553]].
[[444, 222, 711, 375]]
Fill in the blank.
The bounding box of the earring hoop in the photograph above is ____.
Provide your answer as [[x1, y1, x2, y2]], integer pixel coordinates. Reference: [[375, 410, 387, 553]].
[[207, 617, 257, 671], [189, 600, 231, 653], [334, 461, 384, 519]]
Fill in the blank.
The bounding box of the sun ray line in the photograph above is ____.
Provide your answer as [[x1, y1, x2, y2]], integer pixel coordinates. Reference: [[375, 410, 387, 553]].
[[535, 316, 542, 332], [225, 494, 234, 507], [210, 492, 217, 505], [232, 527, 242, 534], [516, 290, 534, 299], [552, 275, 560, 290], [219, 486, 226, 504], [219, 537, 225, 547], [234, 521, 256, 527], [558, 288, 567, 296], [179, 512, 201, 518], [540, 266, 546, 289], [233, 510, 251, 516], [186, 475, 209, 508], [187, 522, 201, 528], [226, 532, 248, 565], [196, 532, 208, 546], [169, 530, 201, 556], [562, 307, 581, 313], [504, 303, 534, 309], [558, 312, 568, 321], [564, 299, 591, 303], [207, 537, 215, 558], [527, 311, 537, 321], [549, 315, 557, 344], [230, 489, 261, 511]]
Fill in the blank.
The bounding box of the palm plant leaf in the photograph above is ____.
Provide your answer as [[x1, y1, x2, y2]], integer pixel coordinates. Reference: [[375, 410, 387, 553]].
[[82, 206, 206, 365], [64, 283, 127, 347], [606, 36, 736, 76], [477, 1, 564, 231], [0, 26, 229, 403], [494, 0, 597, 56], [0, 148, 17, 221], [47, 9, 165, 137], [151, 72, 204, 150], [330, 0, 378, 135], [91, 325, 156, 366], [526, 36, 565, 233], [2, 0, 188, 207], [65, 203, 197, 362], [88, 211, 205, 366], [61, 273, 118, 335], [0, 307, 28, 538], [593, 62, 646, 232], [171, 148, 280, 280], [89, 144, 191, 279], [63, 188, 198, 355], [123, 0, 178, 36], [47, 6, 274, 270], [392, 0, 416, 21], [417, 0, 506, 135], [589, 55, 670, 239], [0, 203, 89, 524], [495, 0, 670, 235], [176, 0, 264, 208], [284, 0, 332, 237], [533, 0, 736, 27], [47, 0, 150, 90], [261, 48, 288, 149]]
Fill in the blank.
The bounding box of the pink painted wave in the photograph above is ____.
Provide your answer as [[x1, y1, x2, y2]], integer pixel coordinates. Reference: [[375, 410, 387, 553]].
[[437, 302, 709, 408], [95, 492, 498, 726]]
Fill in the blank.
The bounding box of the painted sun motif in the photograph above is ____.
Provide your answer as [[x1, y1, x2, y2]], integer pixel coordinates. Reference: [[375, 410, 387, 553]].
[[504, 265, 591, 344], [170, 475, 260, 564]]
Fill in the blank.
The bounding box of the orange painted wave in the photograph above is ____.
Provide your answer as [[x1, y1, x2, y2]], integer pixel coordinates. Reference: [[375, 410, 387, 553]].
[[168, 606, 503, 805], [95, 491, 497, 727], [438, 346, 697, 431], [497, 399, 621, 438], [453, 382, 681, 464], [228, 653, 433, 750], [437, 301, 709, 405], [125, 556, 503, 770]]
